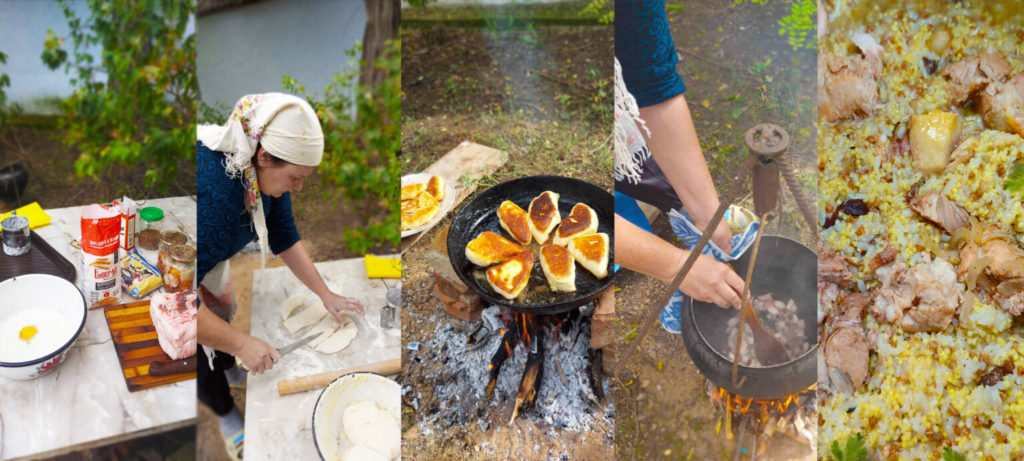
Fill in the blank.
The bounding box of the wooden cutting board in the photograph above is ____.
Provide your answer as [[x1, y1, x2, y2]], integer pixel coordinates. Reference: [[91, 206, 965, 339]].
[[103, 300, 196, 392]]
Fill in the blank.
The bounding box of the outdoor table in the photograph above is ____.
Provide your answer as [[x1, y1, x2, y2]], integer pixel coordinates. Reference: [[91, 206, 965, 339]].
[[244, 257, 400, 460], [0, 196, 197, 459]]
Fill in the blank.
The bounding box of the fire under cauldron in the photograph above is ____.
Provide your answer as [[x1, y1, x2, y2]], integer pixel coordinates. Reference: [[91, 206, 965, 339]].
[[681, 235, 817, 400]]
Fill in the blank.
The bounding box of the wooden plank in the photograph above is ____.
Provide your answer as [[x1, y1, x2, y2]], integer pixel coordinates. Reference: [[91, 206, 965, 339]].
[[401, 141, 506, 252], [103, 298, 196, 393]]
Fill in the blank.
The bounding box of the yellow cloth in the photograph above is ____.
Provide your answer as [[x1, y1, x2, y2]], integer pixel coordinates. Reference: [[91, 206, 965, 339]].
[[364, 254, 401, 279], [0, 202, 52, 230]]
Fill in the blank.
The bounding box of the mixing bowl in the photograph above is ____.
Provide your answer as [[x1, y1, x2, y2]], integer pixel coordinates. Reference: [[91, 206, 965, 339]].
[[0, 273, 87, 379]]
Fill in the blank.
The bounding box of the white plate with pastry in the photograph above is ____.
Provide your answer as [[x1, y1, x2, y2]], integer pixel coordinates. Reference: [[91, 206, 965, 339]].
[[400, 173, 455, 238]]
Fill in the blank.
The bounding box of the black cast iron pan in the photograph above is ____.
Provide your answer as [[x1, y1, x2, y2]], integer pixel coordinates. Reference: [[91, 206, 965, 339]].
[[681, 236, 817, 399], [447, 175, 614, 314]]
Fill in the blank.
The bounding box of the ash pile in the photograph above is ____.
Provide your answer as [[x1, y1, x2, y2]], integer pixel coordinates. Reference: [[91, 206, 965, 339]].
[[404, 304, 612, 436]]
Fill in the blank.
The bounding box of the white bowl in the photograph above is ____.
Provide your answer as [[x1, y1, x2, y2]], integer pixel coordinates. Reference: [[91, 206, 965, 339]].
[[312, 372, 401, 461], [0, 274, 87, 379]]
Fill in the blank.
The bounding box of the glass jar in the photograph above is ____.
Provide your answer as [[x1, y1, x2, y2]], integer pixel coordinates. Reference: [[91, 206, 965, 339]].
[[162, 244, 196, 293], [137, 207, 164, 250], [157, 230, 189, 275]]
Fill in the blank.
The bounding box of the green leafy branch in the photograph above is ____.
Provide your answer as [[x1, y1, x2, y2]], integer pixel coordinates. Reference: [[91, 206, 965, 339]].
[[581, 0, 613, 25], [41, 0, 197, 193], [283, 39, 401, 254], [778, 0, 817, 50]]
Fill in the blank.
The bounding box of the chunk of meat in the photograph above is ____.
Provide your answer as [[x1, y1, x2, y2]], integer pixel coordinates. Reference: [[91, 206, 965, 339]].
[[996, 289, 1024, 316], [821, 290, 872, 394], [819, 248, 853, 285], [825, 324, 870, 392], [977, 74, 1024, 136], [940, 53, 1012, 105], [872, 259, 962, 333], [818, 281, 839, 329], [150, 290, 198, 360], [837, 291, 872, 323], [910, 191, 971, 234], [977, 226, 1024, 280], [819, 51, 880, 122], [867, 246, 899, 273], [851, 32, 884, 78]]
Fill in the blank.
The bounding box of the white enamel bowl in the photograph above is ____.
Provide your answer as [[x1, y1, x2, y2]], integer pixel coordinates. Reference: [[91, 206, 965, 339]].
[[0, 274, 86, 379]]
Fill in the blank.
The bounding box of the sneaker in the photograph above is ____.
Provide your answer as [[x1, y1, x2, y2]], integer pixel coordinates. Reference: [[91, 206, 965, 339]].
[[659, 290, 687, 334], [224, 430, 244, 461]]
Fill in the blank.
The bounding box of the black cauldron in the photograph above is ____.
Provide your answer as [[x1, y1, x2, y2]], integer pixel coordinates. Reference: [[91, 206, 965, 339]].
[[0, 163, 29, 204]]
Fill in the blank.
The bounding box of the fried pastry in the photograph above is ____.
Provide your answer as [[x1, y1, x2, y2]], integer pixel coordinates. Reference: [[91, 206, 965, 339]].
[[539, 244, 575, 292], [497, 200, 532, 245], [528, 191, 561, 244], [486, 250, 534, 299], [552, 203, 598, 246], [568, 232, 609, 279], [465, 231, 526, 267]]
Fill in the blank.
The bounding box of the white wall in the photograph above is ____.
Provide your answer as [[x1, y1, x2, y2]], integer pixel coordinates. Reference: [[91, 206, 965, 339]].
[[0, 0, 97, 114], [0, 0, 196, 115], [197, 0, 366, 111]]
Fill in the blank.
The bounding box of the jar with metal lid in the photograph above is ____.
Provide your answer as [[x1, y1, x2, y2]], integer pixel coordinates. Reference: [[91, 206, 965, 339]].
[[1, 213, 31, 256], [137, 207, 164, 250], [162, 244, 196, 293], [157, 230, 189, 275]]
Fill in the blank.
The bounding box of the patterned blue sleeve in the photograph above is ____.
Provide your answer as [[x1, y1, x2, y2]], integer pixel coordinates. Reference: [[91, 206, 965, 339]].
[[266, 192, 301, 255], [615, 0, 687, 107], [197, 142, 244, 285]]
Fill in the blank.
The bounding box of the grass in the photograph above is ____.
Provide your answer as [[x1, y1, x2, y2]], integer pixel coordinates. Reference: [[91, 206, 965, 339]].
[[401, 2, 605, 24], [402, 110, 612, 190]]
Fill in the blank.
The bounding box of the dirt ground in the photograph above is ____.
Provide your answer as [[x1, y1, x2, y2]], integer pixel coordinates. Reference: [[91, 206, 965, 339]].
[[614, 1, 818, 460], [0, 124, 195, 212], [400, 7, 613, 459]]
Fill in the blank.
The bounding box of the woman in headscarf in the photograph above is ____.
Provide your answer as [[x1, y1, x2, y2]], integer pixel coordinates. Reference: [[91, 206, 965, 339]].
[[195, 93, 364, 457]]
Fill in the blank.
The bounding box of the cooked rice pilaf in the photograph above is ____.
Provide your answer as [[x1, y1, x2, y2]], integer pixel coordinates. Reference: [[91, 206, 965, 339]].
[[818, 1, 1023, 459]]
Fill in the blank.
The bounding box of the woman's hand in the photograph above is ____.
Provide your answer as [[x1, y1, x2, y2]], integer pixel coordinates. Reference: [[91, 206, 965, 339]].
[[680, 254, 745, 309], [710, 219, 733, 254], [693, 216, 733, 254], [236, 335, 280, 374], [321, 291, 365, 323]]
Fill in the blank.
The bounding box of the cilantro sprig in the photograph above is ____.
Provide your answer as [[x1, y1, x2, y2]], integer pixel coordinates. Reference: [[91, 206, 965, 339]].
[[829, 434, 869, 461], [1007, 161, 1024, 196]]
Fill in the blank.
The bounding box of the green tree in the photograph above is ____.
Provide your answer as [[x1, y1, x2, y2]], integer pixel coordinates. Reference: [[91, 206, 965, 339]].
[[283, 39, 401, 253], [41, 0, 197, 194]]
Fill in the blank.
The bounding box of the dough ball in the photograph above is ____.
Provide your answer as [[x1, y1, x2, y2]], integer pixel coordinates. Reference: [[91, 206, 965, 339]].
[[342, 444, 388, 461], [343, 401, 400, 459]]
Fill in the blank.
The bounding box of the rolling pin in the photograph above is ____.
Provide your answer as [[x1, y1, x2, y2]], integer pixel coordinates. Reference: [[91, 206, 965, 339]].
[[277, 358, 402, 396]]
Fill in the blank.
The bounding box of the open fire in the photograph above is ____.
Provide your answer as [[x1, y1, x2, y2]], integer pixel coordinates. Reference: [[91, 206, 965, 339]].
[[707, 382, 817, 458], [479, 309, 601, 423], [403, 301, 609, 448]]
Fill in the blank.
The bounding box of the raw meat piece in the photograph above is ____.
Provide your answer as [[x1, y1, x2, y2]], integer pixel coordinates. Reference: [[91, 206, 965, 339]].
[[149, 291, 198, 360]]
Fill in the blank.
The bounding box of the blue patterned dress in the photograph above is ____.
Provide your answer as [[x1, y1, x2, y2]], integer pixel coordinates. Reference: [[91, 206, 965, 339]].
[[196, 141, 301, 285], [615, 0, 687, 107]]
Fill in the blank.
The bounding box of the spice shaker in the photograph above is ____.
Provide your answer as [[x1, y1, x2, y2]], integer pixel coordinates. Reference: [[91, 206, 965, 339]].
[[381, 286, 401, 329], [1, 212, 31, 256]]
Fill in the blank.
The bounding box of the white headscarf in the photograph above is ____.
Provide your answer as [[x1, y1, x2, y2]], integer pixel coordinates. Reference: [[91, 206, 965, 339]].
[[197, 93, 324, 258]]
